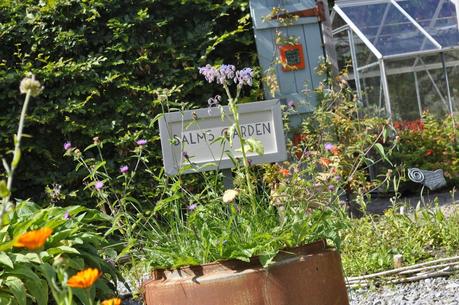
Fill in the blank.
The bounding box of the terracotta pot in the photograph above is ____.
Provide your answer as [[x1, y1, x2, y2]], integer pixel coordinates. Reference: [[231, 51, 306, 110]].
[[143, 240, 349, 305]]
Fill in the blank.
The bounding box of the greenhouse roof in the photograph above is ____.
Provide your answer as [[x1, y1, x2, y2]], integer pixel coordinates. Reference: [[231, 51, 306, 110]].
[[333, 0, 459, 59]]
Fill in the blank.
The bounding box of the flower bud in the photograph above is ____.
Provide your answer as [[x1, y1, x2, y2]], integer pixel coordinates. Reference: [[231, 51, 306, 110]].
[[19, 74, 43, 97]]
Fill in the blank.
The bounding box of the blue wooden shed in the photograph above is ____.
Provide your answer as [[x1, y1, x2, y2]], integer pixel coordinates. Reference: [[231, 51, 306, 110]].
[[249, 0, 336, 127]]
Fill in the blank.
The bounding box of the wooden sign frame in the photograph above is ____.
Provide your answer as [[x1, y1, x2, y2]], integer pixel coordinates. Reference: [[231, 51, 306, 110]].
[[159, 99, 287, 175]]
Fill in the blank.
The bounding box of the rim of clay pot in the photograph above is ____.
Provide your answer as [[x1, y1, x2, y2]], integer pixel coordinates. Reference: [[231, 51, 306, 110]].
[[151, 239, 328, 280]]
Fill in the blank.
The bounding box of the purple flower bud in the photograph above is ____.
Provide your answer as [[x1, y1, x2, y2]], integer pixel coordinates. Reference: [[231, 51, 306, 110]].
[[136, 139, 147, 146], [120, 165, 129, 174], [95, 181, 104, 190], [328, 185, 335, 191], [182, 151, 189, 159], [187, 203, 197, 211], [234, 67, 254, 87], [208, 95, 221, 107], [64, 141, 72, 150], [324, 143, 334, 151], [287, 100, 295, 108], [335, 175, 342, 181], [63, 210, 70, 220]]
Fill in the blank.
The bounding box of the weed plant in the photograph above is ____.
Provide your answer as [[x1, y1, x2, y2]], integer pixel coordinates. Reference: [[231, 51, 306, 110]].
[[341, 205, 459, 276]]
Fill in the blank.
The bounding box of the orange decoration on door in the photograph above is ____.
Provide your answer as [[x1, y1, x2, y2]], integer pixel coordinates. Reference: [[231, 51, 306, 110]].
[[279, 44, 306, 72]]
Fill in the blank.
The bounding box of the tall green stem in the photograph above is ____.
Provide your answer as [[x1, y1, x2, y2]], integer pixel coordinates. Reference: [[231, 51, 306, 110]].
[[7, 89, 31, 196], [0, 89, 32, 226], [223, 83, 256, 209]]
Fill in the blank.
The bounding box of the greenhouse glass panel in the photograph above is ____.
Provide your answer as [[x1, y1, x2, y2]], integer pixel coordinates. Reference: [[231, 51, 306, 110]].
[[353, 34, 378, 69], [397, 0, 459, 48], [414, 62, 450, 118], [332, 11, 347, 30], [334, 30, 351, 70], [387, 74, 420, 120], [444, 49, 459, 113], [341, 2, 438, 56], [359, 66, 386, 118]]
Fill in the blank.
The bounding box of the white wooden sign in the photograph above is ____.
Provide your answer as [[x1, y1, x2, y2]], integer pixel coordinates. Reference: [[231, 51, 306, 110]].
[[159, 99, 287, 175]]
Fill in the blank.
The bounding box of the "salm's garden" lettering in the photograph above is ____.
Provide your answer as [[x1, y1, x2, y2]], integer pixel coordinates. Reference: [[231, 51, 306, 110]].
[[174, 121, 272, 146]]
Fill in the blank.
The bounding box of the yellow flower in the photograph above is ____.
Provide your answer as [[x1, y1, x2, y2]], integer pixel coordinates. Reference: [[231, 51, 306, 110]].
[[222, 189, 239, 203], [101, 298, 122, 305], [13, 227, 53, 250], [67, 268, 102, 289]]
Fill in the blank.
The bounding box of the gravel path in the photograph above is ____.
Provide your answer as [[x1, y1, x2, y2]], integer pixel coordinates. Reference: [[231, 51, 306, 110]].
[[348, 277, 459, 305]]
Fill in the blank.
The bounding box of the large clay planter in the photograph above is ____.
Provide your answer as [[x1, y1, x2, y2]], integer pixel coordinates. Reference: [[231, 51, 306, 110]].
[[143, 240, 349, 305]]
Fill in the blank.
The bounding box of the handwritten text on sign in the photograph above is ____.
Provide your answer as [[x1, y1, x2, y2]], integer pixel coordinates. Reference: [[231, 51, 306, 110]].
[[159, 100, 287, 175]]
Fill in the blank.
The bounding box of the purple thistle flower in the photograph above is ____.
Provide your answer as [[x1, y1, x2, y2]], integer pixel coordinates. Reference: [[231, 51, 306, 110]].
[[218, 64, 236, 84], [328, 185, 335, 191], [136, 139, 147, 146], [199, 64, 219, 83], [64, 141, 72, 150], [324, 143, 334, 151], [287, 100, 295, 108], [234, 67, 254, 87], [120, 165, 129, 174], [95, 181, 104, 190], [187, 203, 198, 211], [335, 175, 342, 181]]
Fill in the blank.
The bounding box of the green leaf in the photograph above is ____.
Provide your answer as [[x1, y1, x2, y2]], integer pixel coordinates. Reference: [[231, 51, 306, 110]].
[[11, 148, 21, 168], [0, 292, 13, 305], [5, 276, 26, 305], [24, 279, 48, 305], [153, 194, 182, 214], [0, 180, 9, 198], [172, 256, 200, 268], [245, 138, 264, 155], [227, 124, 236, 147], [46, 245, 80, 255], [0, 252, 13, 269], [374, 143, 392, 165], [72, 286, 92, 305]]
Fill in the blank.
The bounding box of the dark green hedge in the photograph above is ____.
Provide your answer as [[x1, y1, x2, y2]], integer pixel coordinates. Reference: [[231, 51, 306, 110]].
[[0, 0, 260, 202]]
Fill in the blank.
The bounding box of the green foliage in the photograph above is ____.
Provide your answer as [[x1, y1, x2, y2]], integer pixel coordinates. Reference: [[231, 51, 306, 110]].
[[0, 201, 118, 305], [392, 114, 459, 186], [263, 64, 398, 216], [341, 206, 459, 276], [0, 0, 257, 204], [59, 64, 349, 274]]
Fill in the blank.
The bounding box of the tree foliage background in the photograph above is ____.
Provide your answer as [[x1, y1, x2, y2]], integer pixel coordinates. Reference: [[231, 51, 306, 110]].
[[0, 0, 261, 202]]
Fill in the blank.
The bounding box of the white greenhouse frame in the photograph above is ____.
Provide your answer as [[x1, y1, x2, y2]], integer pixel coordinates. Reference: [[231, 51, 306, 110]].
[[332, 0, 459, 120]]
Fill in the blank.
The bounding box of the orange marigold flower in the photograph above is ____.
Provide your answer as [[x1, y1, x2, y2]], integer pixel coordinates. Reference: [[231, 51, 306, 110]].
[[279, 168, 289, 176], [101, 298, 122, 305], [67, 268, 102, 289], [13, 227, 53, 250], [319, 157, 332, 167]]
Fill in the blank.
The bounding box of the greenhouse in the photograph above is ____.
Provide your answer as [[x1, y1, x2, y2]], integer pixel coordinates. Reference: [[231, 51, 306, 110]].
[[332, 0, 459, 120]]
